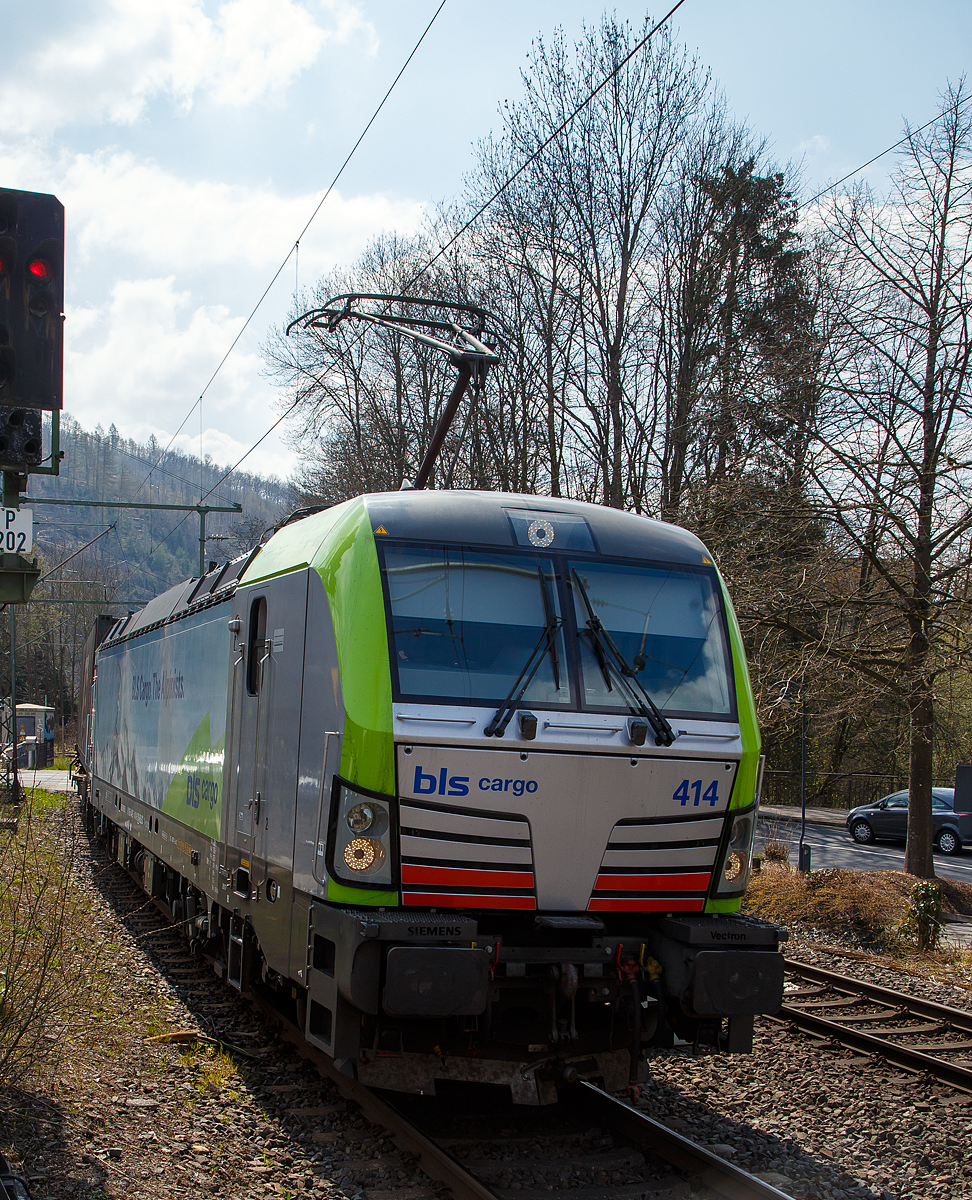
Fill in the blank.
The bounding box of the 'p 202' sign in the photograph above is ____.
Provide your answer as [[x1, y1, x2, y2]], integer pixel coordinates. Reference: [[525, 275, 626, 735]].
[[1, 507, 32, 554]]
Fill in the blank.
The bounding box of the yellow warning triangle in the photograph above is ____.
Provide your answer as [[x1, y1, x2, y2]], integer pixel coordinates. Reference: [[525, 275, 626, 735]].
[[373, 525, 388, 535]]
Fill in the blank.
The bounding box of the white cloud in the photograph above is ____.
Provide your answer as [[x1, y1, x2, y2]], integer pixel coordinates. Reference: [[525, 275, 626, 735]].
[[0, 142, 427, 279], [0, 0, 375, 135], [797, 134, 831, 156], [0, 1, 425, 483], [166, 428, 295, 480], [64, 275, 297, 474], [0, 136, 428, 483], [63, 150, 427, 275]]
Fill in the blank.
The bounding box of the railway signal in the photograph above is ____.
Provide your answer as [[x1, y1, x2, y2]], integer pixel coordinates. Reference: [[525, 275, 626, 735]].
[[0, 187, 64, 413], [0, 187, 64, 602], [0, 406, 43, 469]]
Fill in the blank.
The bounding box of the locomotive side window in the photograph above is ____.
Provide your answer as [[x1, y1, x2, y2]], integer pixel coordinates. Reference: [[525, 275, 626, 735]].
[[246, 597, 267, 695]]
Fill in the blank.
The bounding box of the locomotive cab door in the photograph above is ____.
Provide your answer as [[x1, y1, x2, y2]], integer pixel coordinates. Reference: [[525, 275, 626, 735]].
[[228, 573, 309, 872], [230, 593, 270, 855]]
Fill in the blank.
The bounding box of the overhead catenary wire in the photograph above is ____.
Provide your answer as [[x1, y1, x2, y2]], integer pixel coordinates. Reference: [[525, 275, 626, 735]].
[[801, 89, 972, 211], [106, 17, 972, 607], [125, 0, 449, 508], [113, 440, 240, 507], [111, 1, 688, 597], [113, 0, 689, 597], [37, 525, 116, 586], [388, 0, 688, 294], [110, 400, 302, 598]]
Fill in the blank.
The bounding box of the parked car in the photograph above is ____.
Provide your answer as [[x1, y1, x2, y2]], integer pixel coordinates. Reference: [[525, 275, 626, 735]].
[[846, 788, 966, 855]]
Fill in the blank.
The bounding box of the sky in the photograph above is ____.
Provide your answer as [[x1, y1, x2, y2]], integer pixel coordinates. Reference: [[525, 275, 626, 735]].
[[1, 0, 969, 486]]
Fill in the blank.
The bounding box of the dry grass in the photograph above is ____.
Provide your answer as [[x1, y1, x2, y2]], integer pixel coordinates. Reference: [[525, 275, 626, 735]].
[[0, 791, 101, 1086], [757, 817, 793, 867], [744, 864, 972, 947], [745, 866, 901, 937]]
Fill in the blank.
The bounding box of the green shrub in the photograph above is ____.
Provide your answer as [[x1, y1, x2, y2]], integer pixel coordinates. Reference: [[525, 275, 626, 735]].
[[899, 879, 944, 952]]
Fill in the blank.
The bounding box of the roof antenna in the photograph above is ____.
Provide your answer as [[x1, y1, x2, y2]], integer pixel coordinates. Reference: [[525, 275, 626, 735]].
[[287, 294, 502, 490]]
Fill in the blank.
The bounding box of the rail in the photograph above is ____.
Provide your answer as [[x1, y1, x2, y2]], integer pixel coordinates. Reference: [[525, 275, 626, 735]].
[[271, 1013, 791, 1200], [778, 958, 972, 1094], [89, 813, 795, 1200]]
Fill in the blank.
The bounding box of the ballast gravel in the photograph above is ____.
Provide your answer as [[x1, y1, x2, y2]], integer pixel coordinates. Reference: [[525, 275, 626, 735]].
[[2, 808, 971, 1200], [637, 932, 972, 1200]]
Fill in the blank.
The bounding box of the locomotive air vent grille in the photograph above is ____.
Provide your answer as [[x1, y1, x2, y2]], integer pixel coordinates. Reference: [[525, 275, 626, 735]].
[[399, 799, 536, 911], [588, 815, 725, 913]]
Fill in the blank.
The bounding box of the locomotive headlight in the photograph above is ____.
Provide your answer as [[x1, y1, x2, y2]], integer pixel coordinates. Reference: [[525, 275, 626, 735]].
[[346, 802, 375, 833], [328, 777, 395, 889], [343, 837, 385, 872], [714, 805, 757, 897]]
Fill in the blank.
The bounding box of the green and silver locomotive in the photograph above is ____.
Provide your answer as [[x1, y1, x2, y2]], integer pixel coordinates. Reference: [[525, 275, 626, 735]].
[[79, 487, 784, 1104]]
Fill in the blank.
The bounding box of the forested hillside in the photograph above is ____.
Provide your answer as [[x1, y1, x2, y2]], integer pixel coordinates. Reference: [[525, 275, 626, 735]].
[[31, 415, 293, 599], [6, 414, 294, 744]]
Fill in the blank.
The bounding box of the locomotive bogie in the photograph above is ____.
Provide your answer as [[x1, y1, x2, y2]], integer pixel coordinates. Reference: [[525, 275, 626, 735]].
[[78, 490, 785, 1103]]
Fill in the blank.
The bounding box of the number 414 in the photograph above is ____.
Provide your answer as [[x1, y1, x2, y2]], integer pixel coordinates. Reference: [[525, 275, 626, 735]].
[[673, 779, 719, 807]]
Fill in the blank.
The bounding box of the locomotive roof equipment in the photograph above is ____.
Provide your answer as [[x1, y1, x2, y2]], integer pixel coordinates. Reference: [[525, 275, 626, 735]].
[[287, 294, 502, 491]]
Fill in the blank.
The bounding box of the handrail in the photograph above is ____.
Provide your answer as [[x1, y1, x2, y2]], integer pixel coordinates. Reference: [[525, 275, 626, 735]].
[[312, 732, 340, 887]]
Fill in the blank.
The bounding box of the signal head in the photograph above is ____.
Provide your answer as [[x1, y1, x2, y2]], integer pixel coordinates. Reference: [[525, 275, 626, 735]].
[[0, 188, 64, 411]]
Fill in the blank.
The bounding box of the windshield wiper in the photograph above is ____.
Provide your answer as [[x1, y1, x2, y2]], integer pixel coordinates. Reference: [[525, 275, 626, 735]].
[[571, 569, 676, 747], [538, 564, 561, 692], [484, 568, 562, 738]]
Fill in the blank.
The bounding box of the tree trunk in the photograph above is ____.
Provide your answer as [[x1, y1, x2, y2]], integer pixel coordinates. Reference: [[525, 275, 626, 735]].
[[904, 663, 936, 878]]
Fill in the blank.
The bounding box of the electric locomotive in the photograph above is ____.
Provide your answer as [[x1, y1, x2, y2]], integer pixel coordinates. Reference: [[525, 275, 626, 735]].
[[77, 487, 785, 1104]]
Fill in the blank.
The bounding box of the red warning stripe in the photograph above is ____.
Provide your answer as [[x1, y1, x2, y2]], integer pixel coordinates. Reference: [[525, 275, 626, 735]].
[[593, 872, 711, 892], [403, 892, 537, 910], [588, 897, 707, 912], [401, 864, 535, 889]]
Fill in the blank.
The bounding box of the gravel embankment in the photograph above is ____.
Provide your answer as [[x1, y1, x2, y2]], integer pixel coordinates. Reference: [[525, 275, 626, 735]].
[[787, 934, 972, 1007], [0, 809, 438, 1200]]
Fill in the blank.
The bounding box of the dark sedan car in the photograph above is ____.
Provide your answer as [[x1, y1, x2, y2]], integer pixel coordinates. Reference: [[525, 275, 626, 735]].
[[846, 788, 966, 855]]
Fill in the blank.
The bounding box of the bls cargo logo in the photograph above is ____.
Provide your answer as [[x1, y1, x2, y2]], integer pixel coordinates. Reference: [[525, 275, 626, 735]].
[[186, 772, 219, 810], [411, 766, 539, 798]]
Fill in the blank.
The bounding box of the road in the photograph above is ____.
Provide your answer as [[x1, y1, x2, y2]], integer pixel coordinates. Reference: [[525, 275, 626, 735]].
[[757, 817, 972, 885]]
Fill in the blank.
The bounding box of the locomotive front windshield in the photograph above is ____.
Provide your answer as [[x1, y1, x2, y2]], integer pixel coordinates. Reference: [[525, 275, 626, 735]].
[[571, 561, 732, 716], [383, 545, 570, 705], [382, 542, 734, 718]]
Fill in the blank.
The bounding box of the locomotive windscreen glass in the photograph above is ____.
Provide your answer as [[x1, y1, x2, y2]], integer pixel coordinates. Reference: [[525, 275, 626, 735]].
[[383, 546, 570, 704], [570, 561, 733, 716]]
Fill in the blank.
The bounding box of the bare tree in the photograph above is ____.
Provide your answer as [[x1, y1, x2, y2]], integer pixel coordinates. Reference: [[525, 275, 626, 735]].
[[780, 83, 972, 877], [472, 15, 706, 509]]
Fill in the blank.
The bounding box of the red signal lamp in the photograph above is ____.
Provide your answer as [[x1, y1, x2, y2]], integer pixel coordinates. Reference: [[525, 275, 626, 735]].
[[27, 257, 51, 279]]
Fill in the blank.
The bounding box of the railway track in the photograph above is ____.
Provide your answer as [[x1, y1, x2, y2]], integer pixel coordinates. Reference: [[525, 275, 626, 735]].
[[286, 1030, 793, 1200], [90, 837, 790, 1200], [779, 958, 972, 1093]]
